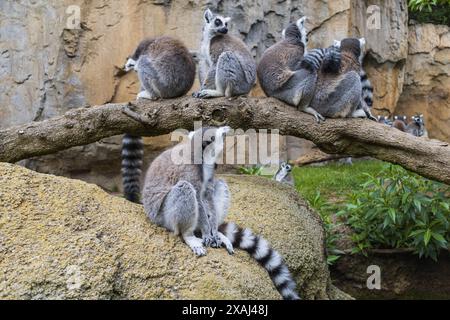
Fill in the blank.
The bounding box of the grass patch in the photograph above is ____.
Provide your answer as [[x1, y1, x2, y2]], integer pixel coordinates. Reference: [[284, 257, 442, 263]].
[[292, 159, 387, 206]]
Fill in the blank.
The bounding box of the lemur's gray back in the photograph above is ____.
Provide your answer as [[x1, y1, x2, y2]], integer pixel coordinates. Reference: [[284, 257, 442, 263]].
[[257, 21, 306, 96], [309, 38, 365, 118], [136, 36, 196, 98], [122, 36, 195, 203]]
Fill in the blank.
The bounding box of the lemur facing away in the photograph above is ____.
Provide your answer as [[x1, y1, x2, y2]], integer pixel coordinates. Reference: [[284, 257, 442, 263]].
[[273, 162, 294, 186], [257, 17, 329, 122], [309, 38, 376, 120], [122, 36, 196, 202], [141, 126, 299, 300], [193, 9, 256, 99]]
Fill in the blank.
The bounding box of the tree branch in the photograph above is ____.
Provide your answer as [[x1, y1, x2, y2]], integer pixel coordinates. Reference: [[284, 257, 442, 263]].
[[0, 97, 449, 184]]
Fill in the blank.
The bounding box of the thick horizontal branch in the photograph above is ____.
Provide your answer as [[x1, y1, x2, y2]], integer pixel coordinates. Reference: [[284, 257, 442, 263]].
[[0, 97, 449, 184]]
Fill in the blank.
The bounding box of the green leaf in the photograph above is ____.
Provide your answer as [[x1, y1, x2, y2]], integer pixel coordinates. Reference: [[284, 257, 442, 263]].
[[424, 229, 432, 246], [388, 208, 396, 223], [431, 233, 446, 243], [414, 199, 422, 212]]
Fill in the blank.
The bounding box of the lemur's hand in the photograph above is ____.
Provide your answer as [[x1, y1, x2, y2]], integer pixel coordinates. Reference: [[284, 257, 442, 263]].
[[202, 231, 222, 248]]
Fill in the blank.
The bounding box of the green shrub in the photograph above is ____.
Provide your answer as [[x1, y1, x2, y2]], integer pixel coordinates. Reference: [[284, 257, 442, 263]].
[[408, 1, 450, 25], [408, 0, 450, 12], [337, 164, 450, 260]]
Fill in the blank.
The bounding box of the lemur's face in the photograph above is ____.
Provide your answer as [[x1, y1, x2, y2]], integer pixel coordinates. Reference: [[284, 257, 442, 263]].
[[203, 9, 231, 36], [189, 126, 231, 165], [282, 17, 308, 46], [412, 114, 425, 135], [124, 57, 138, 72], [281, 162, 292, 172]]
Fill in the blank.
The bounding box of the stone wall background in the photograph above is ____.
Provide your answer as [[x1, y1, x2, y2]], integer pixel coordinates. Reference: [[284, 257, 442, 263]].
[[0, 0, 449, 191]]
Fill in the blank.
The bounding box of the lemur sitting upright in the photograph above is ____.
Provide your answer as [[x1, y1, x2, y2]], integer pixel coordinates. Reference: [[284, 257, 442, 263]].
[[257, 17, 329, 122], [193, 9, 256, 99], [141, 126, 300, 300], [122, 36, 196, 203], [309, 38, 376, 120], [273, 162, 294, 186]]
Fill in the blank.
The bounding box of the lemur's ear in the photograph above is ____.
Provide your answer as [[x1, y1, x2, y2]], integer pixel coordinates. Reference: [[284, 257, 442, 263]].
[[224, 17, 231, 23], [359, 37, 366, 48], [204, 9, 213, 23], [333, 40, 341, 48], [281, 28, 286, 39]]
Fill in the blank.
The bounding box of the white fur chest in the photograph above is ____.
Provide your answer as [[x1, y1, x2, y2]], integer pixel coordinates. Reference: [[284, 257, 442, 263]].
[[200, 36, 212, 67]]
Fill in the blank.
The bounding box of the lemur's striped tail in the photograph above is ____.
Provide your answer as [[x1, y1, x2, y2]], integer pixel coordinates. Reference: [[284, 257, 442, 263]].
[[321, 46, 341, 73], [219, 222, 300, 300], [360, 70, 373, 107], [300, 48, 326, 72], [121, 134, 144, 203]]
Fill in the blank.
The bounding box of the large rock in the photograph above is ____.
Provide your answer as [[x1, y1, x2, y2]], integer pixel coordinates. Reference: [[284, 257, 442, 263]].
[[0, 163, 350, 300]]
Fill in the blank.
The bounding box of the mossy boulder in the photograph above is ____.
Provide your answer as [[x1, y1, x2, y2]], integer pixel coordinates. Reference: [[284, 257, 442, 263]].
[[0, 163, 350, 299]]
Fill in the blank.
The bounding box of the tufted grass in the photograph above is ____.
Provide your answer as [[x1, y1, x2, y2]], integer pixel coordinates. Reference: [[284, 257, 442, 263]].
[[292, 159, 387, 207]]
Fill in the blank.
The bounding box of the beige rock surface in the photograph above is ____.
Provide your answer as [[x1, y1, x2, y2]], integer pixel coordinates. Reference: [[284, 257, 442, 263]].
[[0, 162, 351, 300], [395, 23, 450, 142]]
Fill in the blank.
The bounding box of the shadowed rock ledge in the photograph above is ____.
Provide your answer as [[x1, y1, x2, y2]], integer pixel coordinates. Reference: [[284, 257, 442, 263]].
[[0, 163, 350, 300]]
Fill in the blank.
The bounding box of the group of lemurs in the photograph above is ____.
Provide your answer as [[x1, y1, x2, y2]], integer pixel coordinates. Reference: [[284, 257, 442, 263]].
[[119, 9, 422, 300], [378, 114, 428, 137]]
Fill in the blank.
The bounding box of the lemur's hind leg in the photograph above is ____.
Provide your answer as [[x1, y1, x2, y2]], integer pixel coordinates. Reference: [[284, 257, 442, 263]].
[[137, 57, 161, 100], [351, 108, 367, 118], [213, 179, 234, 254], [192, 64, 224, 98], [160, 180, 206, 256]]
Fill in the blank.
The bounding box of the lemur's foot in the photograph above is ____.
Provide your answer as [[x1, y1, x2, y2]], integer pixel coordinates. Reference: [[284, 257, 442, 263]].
[[315, 114, 326, 123], [304, 107, 325, 123], [184, 235, 207, 257], [192, 89, 223, 99], [137, 90, 158, 100]]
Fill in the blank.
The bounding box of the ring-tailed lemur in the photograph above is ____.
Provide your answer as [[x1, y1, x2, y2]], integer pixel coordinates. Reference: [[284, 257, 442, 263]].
[[309, 38, 376, 120], [141, 126, 299, 300], [273, 162, 294, 186], [121, 36, 196, 203], [192, 9, 256, 99], [257, 17, 329, 122], [408, 114, 428, 137]]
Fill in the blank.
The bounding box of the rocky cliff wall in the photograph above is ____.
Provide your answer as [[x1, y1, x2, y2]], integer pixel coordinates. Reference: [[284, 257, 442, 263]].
[[0, 0, 448, 191]]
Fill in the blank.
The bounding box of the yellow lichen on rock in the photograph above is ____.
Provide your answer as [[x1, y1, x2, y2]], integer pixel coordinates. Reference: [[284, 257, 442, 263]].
[[0, 163, 349, 300]]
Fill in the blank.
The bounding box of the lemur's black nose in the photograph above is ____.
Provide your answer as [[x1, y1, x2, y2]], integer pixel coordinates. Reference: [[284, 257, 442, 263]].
[[218, 27, 228, 34]]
